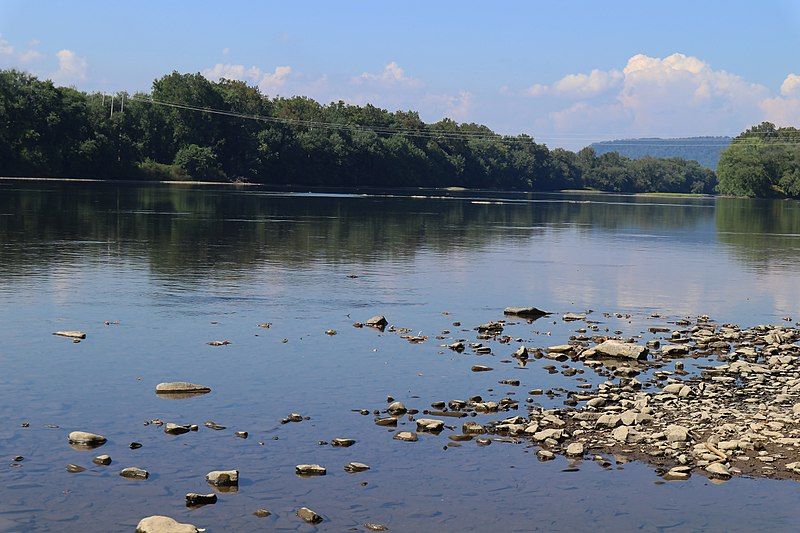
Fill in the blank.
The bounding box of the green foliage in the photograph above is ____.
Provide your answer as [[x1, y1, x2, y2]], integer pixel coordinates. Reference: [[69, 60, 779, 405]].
[[0, 68, 718, 193], [717, 123, 800, 198]]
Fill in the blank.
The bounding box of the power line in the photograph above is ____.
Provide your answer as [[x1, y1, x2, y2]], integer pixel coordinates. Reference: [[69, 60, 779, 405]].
[[116, 94, 800, 147]]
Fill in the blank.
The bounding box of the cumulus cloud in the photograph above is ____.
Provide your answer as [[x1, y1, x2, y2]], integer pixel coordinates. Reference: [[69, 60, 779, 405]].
[[526, 69, 622, 98], [780, 73, 800, 97], [424, 90, 473, 120], [519, 52, 778, 145], [201, 63, 293, 94], [0, 34, 13, 56], [353, 61, 422, 88], [52, 49, 88, 83], [18, 49, 43, 63]]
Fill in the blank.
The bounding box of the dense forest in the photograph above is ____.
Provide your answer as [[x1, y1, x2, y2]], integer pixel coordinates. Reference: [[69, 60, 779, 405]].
[[0, 69, 717, 193], [591, 137, 731, 170], [717, 122, 800, 197]]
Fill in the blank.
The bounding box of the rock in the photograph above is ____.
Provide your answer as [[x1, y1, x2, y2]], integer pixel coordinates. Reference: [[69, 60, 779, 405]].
[[375, 417, 398, 427], [664, 466, 691, 480], [331, 438, 355, 447], [705, 462, 731, 479], [234, 431, 248, 439], [565, 442, 585, 456], [364, 523, 389, 531], [325, 329, 337, 335], [415, 418, 445, 432], [93, 454, 111, 466], [504, 307, 550, 319], [665, 425, 689, 443], [120, 467, 149, 479], [471, 365, 493, 372], [155, 382, 211, 395], [164, 423, 191, 435], [661, 383, 685, 394], [365, 315, 388, 329], [185, 493, 217, 506], [448, 341, 465, 352], [462, 422, 486, 434], [130, 442, 143, 449], [589, 340, 648, 360], [204, 421, 226, 430], [297, 507, 323, 524], [344, 462, 370, 472], [296, 464, 326, 476], [562, 313, 585, 321], [387, 401, 407, 415], [537, 450, 555, 461], [253, 509, 271, 518], [611, 426, 630, 443], [547, 344, 573, 353], [477, 321, 504, 333], [135, 516, 199, 533], [53, 331, 86, 339], [68, 431, 107, 447], [207, 340, 231, 346], [66, 463, 85, 473], [206, 469, 238, 486], [393, 431, 418, 442]]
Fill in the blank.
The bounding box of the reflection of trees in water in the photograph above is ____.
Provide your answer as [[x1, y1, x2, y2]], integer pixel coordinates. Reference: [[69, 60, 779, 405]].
[[0, 183, 717, 280], [715, 198, 800, 267]]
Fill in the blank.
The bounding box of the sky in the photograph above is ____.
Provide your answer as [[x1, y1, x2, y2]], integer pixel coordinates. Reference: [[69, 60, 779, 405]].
[[1, 0, 800, 149]]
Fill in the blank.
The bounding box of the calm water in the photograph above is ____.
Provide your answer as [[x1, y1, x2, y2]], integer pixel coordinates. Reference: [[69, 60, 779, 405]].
[[1, 181, 800, 532]]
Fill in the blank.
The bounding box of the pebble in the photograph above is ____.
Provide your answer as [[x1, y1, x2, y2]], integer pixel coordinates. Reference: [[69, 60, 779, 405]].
[[185, 493, 217, 506], [66, 463, 85, 473]]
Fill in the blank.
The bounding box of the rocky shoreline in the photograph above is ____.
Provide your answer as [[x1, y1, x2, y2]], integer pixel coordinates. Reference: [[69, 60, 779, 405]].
[[45, 309, 800, 531]]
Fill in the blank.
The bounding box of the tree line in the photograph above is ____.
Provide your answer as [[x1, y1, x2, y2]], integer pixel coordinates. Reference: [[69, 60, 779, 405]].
[[717, 122, 800, 197], [0, 69, 716, 193]]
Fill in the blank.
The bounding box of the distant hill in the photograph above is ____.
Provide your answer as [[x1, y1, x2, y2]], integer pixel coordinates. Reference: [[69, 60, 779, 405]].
[[589, 136, 732, 170]]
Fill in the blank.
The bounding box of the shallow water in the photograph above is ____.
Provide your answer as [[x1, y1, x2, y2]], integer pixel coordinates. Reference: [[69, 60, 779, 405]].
[[1, 181, 800, 531]]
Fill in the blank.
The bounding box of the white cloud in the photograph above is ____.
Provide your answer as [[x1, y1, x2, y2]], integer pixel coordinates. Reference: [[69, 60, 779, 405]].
[[424, 90, 473, 120], [517, 52, 777, 145], [780, 73, 800, 97], [201, 63, 292, 94], [18, 49, 43, 63], [353, 61, 422, 88], [525, 69, 622, 98], [222, 47, 230, 55], [0, 34, 13, 56], [52, 49, 87, 83]]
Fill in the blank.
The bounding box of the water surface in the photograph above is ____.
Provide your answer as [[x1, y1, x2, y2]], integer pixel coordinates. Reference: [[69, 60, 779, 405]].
[[1, 182, 800, 531]]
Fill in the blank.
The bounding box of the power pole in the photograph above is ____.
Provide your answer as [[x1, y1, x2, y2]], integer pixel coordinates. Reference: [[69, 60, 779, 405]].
[[110, 95, 114, 118]]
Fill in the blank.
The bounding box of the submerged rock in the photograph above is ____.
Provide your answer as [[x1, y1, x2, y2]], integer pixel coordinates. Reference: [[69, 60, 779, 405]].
[[135, 515, 199, 533], [66, 463, 85, 473], [253, 508, 272, 518], [364, 523, 389, 531]]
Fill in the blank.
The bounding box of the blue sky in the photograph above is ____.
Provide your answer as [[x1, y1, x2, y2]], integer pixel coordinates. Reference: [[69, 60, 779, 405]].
[[2, 0, 800, 148]]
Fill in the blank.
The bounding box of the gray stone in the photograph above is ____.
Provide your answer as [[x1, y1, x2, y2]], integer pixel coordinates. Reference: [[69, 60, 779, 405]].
[[68, 431, 107, 447], [297, 507, 323, 524], [206, 469, 238, 486], [120, 467, 149, 479], [155, 382, 210, 395], [295, 464, 326, 476], [136, 516, 199, 533]]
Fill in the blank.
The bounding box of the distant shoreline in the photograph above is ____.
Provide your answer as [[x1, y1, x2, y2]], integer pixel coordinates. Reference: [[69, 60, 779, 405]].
[[0, 176, 721, 200]]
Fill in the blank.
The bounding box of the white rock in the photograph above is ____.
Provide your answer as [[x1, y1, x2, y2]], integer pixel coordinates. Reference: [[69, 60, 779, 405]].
[[136, 515, 199, 533]]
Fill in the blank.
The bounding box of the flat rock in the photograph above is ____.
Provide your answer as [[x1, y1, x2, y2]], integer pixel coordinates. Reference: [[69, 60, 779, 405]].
[[53, 330, 86, 339], [206, 469, 238, 486], [504, 307, 550, 319], [344, 462, 370, 472], [393, 431, 418, 442], [565, 442, 585, 456], [588, 340, 648, 360], [296, 464, 326, 476], [364, 524, 389, 531], [164, 423, 191, 435], [471, 365, 493, 372], [415, 418, 445, 432], [155, 382, 211, 395], [120, 467, 149, 479], [331, 438, 355, 447], [705, 462, 731, 479], [136, 515, 199, 533], [68, 431, 107, 447], [185, 493, 217, 506]]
